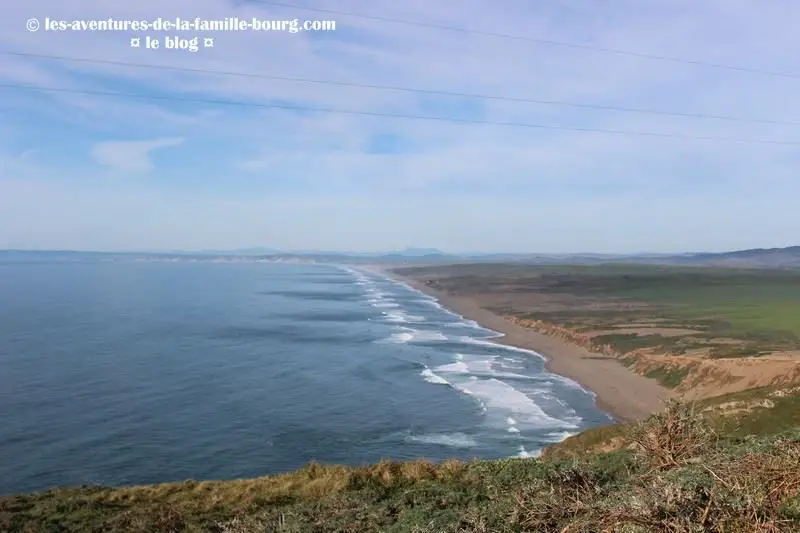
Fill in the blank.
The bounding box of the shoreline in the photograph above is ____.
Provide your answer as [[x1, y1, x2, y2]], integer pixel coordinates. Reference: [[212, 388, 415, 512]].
[[379, 268, 672, 423]]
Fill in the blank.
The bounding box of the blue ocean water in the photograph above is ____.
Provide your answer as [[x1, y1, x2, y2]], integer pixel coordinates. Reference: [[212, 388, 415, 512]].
[[0, 261, 613, 495]]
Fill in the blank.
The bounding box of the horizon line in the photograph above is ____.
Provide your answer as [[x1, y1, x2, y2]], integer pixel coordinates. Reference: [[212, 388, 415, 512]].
[[1, 246, 797, 257]]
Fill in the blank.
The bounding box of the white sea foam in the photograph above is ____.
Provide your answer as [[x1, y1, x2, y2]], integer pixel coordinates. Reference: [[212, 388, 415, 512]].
[[459, 337, 546, 360], [384, 311, 406, 323], [370, 300, 400, 308], [434, 361, 469, 374], [517, 445, 541, 458], [381, 329, 448, 344], [383, 310, 425, 323], [386, 332, 413, 343], [498, 357, 525, 370], [432, 354, 578, 430], [405, 433, 477, 448], [364, 272, 501, 339], [348, 266, 593, 437], [460, 378, 574, 429], [445, 318, 493, 334], [434, 357, 534, 382], [545, 431, 577, 442], [421, 367, 450, 385], [506, 416, 520, 433]]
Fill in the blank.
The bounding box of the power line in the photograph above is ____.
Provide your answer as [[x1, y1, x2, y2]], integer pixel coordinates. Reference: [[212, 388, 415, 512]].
[[2, 82, 800, 146], [250, 0, 800, 80], [4, 51, 800, 128]]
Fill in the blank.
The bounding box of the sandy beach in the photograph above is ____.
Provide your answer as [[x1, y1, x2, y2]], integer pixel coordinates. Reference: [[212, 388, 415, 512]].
[[382, 268, 673, 422]]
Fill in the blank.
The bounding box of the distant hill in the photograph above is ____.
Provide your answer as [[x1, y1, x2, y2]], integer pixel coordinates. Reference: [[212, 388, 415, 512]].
[[664, 246, 800, 268], [388, 247, 446, 257], [1, 245, 798, 268], [211, 247, 282, 255]]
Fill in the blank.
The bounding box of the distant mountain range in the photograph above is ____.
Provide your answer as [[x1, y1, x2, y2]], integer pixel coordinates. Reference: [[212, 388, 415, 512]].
[[1, 246, 799, 268]]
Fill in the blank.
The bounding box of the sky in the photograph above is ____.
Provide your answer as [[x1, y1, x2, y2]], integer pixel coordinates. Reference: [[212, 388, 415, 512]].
[[1, 0, 799, 254]]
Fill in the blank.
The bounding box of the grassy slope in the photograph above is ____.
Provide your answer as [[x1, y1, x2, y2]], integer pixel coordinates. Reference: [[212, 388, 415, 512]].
[[402, 264, 800, 360], [3, 402, 799, 532], [523, 265, 800, 342], [543, 384, 800, 461]]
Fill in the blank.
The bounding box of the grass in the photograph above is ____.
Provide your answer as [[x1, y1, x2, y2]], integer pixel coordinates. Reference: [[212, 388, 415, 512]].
[[707, 345, 769, 359], [545, 384, 800, 461], [701, 385, 800, 438], [529, 265, 800, 341], [418, 263, 800, 358], [591, 333, 688, 354], [644, 364, 694, 388], [2, 402, 799, 532], [614, 356, 692, 388]]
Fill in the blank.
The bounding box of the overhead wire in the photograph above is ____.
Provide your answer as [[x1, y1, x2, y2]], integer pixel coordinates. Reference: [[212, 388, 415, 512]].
[[249, 0, 800, 80], [2, 51, 799, 127], [2, 82, 800, 145]]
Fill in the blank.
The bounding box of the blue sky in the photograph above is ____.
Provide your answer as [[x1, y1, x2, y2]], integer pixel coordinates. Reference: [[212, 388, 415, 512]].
[[1, 0, 799, 253]]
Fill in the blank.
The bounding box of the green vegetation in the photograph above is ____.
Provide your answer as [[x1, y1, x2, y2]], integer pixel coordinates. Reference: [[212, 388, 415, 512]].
[[412, 263, 800, 358], [616, 354, 694, 388], [707, 345, 769, 359], [545, 384, 800, 461], [643, 364, 695, 388], [701, 385, 800, 438], [591, 333, 688, 355], [3, 402, 799, 532], [530, 265, 800, 342]]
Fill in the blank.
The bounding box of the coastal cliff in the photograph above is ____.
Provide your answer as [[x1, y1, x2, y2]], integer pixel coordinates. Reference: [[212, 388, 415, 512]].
[[507, 316, 800, 399]]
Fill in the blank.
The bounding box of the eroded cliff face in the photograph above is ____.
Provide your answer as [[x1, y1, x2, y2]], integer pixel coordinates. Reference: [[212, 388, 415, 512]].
[[506, 317, 800, 400], [506, 317, 612, 354]]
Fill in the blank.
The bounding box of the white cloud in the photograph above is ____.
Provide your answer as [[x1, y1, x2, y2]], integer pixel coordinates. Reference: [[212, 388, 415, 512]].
[[90, 138, 184, 172], [1, 0, 799, 251]]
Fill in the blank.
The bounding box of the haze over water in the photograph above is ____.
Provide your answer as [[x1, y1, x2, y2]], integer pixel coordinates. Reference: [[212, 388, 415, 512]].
[[0, 261, 612, 495]]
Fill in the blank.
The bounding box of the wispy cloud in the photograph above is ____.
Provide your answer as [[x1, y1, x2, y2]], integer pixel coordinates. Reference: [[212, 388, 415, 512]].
[[1, 0, 799, 251], [90, 138, 184, 172]]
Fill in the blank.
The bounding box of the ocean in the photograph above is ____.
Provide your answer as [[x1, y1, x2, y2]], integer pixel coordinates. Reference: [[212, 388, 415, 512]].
[[0, 261, 613, 495]]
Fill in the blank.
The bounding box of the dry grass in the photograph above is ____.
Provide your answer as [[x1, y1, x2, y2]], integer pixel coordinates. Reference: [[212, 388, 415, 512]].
[[519, 402, 800, 532], [2, 402, 799, 532], [629, 401, 718, 471]]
